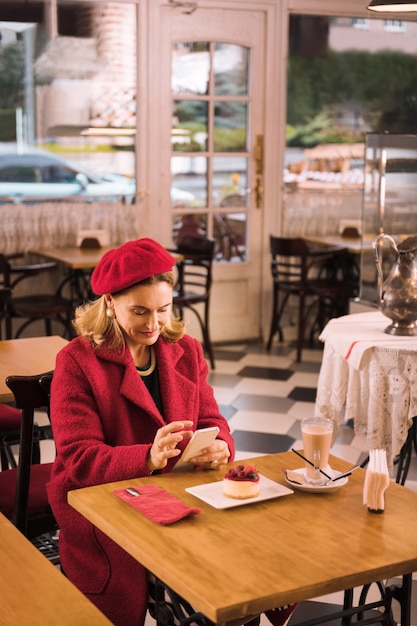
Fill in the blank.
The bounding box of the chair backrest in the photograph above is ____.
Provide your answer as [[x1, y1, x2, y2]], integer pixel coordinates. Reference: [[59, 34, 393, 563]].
[[0, 287, 12, 340], [219, 193, 245, 207], [0, 252, 57, 290], [5, 371, 54, 535], [269, 235, 310, 285], [0, 254, 13, 288], [175, 237, 215, 299], [177, 235, 216, 259]]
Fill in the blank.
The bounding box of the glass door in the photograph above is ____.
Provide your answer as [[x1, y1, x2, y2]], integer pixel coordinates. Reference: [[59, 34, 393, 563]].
[[149, 3, 269, 342]]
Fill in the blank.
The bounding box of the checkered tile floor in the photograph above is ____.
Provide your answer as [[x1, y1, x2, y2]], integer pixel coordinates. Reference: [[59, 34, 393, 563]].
[[206, 334, 417, 626]]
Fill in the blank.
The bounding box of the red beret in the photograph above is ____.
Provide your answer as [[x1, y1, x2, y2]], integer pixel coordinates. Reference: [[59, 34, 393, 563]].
[[91, 238, 176, 295]]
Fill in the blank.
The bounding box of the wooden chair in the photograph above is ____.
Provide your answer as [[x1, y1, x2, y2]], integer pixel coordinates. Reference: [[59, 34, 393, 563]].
[[0, 372, 58, 562], [216, 193, 246, 261], [266, 235, 357, 362], [0, 289, 23, 469], [0, 286, 11, 341], [173, 236, 216, 370], [0, 402, 22, 470], [0, 252, 73, 339]]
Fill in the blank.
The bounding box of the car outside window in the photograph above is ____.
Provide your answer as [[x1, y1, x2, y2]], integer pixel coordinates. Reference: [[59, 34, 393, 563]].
[[44, 165, 79, 184], [0, 165, 41, 183]]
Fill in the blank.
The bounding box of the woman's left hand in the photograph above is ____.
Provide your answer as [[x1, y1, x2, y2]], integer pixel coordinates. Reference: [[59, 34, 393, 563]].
[[188, 438, 231, 469]]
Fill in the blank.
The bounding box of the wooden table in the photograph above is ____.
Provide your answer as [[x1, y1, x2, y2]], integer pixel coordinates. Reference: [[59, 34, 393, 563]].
[[30, 246, 184, 305], [0, 512, 111, 624], [30, 246, 114, 270], [31, 246, 183, 271], [0, 335, 67, 402], [68, 452, 417, 625], [29, 246, 113, 305], [304, 234, 374, 255]]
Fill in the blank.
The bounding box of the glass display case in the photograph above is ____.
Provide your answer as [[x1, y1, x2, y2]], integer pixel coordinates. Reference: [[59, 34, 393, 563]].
[[359, 132, 417, 306]]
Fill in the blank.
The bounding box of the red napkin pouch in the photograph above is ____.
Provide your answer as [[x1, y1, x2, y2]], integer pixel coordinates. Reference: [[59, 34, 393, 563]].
[[113, 484, 201, 525]]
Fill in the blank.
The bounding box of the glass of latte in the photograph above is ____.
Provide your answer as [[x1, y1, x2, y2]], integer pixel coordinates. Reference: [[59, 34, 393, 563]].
[[301, 417, 334, 485]]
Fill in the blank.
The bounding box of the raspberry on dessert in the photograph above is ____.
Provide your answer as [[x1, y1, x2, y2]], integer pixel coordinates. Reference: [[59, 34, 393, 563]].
[[225, 464, 260, 481]]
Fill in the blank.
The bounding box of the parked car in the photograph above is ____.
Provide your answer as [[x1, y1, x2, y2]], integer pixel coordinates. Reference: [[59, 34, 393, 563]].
[[0, 144, 137, 202]]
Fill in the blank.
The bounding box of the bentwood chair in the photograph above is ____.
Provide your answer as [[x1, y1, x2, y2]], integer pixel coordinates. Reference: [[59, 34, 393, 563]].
[[0, 372, 59, 562], [173, 236, 216, 369], [0, 286, 11, 340], [0, 402, 22, 470], [0, 252, 73, 339], [266, 235, 357, 362], [216, 193, 246, 261], [0, 288, 23, 469]]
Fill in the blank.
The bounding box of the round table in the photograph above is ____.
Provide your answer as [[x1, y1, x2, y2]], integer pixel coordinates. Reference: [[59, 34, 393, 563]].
[[315, 310, 417, 476]]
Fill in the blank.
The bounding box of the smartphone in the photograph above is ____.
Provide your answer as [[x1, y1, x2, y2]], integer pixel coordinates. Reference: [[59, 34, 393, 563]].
[[176, 426, 220, 467]]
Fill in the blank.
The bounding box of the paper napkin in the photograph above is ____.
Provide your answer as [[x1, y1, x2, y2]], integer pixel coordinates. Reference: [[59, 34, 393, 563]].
[[113, 484, 201, 525], [363, 449, 390, 513]]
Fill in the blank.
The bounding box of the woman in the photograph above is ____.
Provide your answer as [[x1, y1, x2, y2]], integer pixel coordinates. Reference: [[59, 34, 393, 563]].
[[47, 238, 235, 625]]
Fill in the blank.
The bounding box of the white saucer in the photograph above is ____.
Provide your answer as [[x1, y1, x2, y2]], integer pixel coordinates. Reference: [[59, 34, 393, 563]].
[[284, 467, 349, 493]]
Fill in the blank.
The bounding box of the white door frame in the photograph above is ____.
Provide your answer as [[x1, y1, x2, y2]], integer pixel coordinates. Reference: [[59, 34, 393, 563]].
[[140, 0, 286, 342]]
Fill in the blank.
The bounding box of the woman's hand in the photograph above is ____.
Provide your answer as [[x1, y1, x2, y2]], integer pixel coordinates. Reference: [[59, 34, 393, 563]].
[[188, 438, 231, 470], [147, 420, 193, 472]]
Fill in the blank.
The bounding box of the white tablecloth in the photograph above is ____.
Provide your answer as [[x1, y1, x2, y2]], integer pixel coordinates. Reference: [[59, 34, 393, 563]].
[[315, 311, 417, 469]]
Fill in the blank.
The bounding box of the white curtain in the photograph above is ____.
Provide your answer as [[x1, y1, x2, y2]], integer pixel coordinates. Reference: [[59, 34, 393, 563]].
[[0, 201, 143, 255]]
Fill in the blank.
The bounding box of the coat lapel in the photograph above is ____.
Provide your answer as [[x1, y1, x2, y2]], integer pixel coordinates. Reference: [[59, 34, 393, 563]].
[[94, 339, 197, 426], [155, 340, 197, 425]]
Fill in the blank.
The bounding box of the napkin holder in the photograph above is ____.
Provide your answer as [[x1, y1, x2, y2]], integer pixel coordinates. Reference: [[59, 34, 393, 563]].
[[363, 449, 390, 514], [76, 229, 109, 248]]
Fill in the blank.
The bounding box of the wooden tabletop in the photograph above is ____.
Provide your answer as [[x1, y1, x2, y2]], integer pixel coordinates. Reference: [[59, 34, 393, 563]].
[[30, 246, 114, 270], [0, 335, 67, 402], [304, 234, 374, 255], [68, 452, 417, 624], [0, 513, 111, 624], [31, 247, 184, 270]]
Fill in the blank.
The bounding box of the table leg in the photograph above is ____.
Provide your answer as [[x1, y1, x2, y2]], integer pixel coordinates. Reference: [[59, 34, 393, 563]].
[[387, 573, 412, 626], [148, 577, 263, 626], [147, 575, 404, 626], [342, 589, 354, 626], [149, 576, 208, 626], [57, 269, 94, 308]]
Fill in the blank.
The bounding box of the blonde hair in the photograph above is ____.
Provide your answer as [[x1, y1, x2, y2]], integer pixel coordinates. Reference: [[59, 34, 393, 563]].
[[73, 272, 186, 349]]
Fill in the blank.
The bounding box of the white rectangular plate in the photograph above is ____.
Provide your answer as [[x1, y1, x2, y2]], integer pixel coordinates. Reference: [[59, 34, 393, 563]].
[[185, 474, 294, 509]]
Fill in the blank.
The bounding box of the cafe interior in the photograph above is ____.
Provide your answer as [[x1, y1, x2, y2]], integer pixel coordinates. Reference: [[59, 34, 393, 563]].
[[1, 0, 417, 624]]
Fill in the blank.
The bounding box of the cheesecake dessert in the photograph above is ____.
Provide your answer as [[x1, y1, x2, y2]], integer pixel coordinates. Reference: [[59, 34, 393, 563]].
[[223, 464, 260, 499]]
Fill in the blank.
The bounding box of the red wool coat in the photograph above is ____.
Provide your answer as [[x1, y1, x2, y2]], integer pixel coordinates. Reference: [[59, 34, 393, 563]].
[[47, 334, 235, 626]]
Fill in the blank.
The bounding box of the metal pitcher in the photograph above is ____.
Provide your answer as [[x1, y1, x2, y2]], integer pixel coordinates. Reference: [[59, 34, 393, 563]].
[[373, 233, 417, 335]]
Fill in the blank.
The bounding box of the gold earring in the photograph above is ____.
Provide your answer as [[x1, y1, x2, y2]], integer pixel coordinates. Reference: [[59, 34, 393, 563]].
[[106, 308, 116, 319]]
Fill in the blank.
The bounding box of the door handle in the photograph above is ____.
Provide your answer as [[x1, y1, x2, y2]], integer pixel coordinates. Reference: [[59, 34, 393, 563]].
[[255, 176, 263, 209], [255, 135, 263, 208]]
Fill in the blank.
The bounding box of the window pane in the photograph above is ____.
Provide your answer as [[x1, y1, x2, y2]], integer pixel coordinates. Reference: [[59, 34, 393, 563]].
[[171, 156, 207, 208], [212, 157, 248, 207], [214, 44, 249, 96], [214, 102, 247, 152], [213, 212, 247, 262], [172, 42, 209, 96], [173, 213, 208, 245], [172, 101, 208, 153], [1, 2, 137, 204]]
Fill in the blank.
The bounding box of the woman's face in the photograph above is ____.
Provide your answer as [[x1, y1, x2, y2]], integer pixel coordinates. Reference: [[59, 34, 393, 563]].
[[107, 281, 173, 348]]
